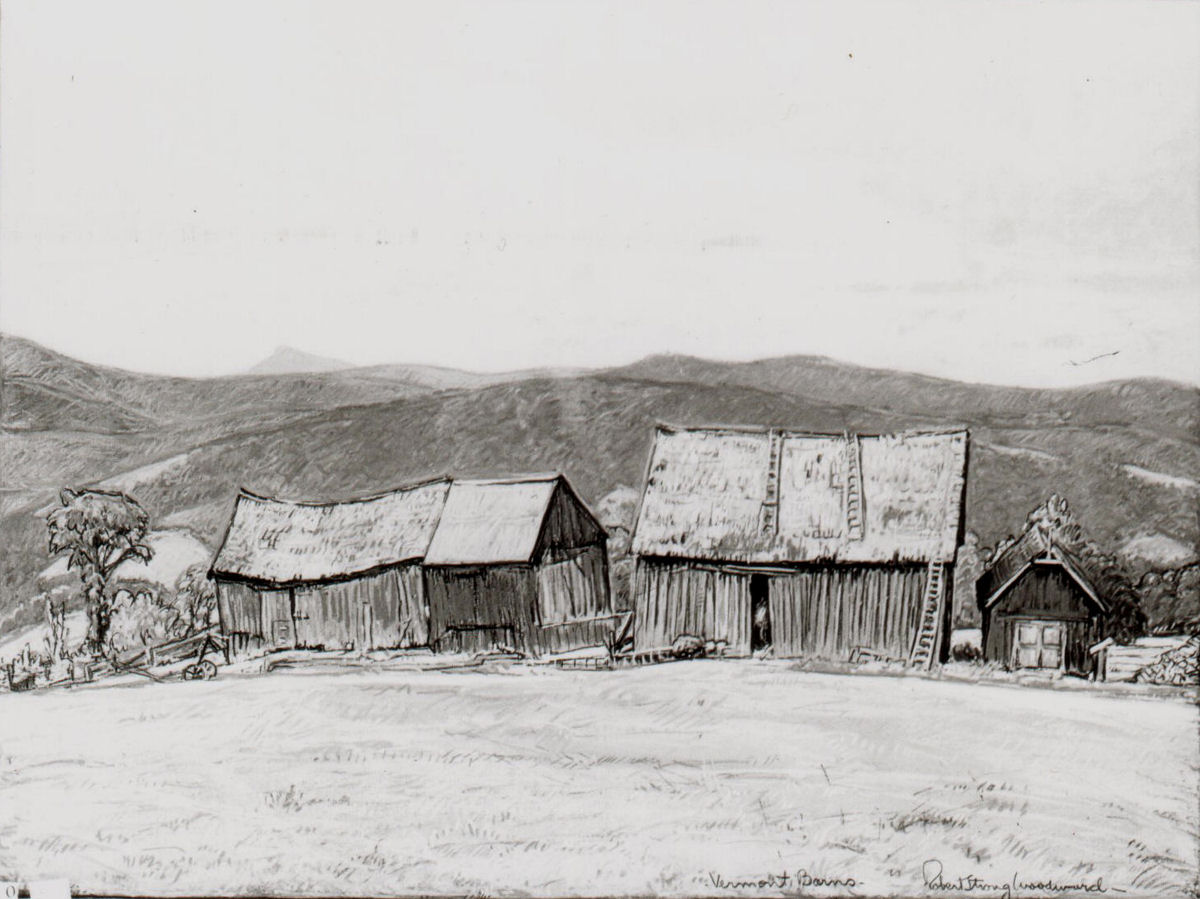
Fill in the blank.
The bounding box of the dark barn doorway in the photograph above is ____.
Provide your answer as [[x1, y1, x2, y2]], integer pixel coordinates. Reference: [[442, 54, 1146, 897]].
[[750, 574, 771, 652]]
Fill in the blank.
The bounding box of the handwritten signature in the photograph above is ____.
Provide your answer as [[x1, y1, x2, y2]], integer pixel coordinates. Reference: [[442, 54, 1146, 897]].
[[923, 859, 1122, 897], [708, 869, 861, 891]]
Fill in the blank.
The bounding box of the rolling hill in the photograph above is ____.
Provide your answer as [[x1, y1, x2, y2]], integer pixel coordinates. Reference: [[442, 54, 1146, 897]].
[[2, 333, 1197, 637]]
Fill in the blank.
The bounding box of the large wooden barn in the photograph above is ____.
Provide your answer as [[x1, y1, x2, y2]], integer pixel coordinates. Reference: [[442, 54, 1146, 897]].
[[630, 425, 969, 666], [976, 519, 1107, 675], [208, 474, 614, 658]]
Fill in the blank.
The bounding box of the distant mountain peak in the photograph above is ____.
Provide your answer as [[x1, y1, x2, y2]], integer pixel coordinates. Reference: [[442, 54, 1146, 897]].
[[248, 346, 353, 375]]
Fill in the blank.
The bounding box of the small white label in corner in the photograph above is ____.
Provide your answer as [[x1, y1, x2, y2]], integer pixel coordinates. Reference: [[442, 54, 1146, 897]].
[[29, 881, 71, 899]]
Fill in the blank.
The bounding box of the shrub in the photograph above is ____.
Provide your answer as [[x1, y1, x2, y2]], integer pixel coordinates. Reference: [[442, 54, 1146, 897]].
[[671, 635, 705, 659], [107, 586, 185, 655], [950, 643, 983, 663]]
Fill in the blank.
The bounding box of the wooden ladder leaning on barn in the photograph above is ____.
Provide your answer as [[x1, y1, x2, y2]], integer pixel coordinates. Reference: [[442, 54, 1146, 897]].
[[843, 433, 864, 541], [908, 560, 945, 669], [760, 428, 783, 535]]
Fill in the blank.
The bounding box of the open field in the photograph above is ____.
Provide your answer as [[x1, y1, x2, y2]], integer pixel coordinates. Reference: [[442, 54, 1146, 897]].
[[1, 662, 1197, 897]]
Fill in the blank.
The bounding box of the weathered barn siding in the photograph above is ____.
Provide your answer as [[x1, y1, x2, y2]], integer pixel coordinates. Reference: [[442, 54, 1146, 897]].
[[537, 616, 625, 654], [536, 486, 607, 555], [261, 589, 295, 649], [768, 564, 930, 660], [425, 565, 539, 654], [986, 617, 1098, 675], [633, 559, 751, 653], [291, 566, 428, 650], [982, 564, 1103, 674], [217, 580, 262, 639], [293, 582, 354, 649], [388, 565, 429, 647], [629, 426, 968, 665], [537, 544, 610, 624], [211, 473, 611, 660], [634, 557, 940, 660]]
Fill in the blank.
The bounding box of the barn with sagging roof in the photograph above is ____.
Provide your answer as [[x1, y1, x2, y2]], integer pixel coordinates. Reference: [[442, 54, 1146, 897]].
[[630, 425, 968, 666], [209, 477, 449, 656], [208, 473, 615, 658]]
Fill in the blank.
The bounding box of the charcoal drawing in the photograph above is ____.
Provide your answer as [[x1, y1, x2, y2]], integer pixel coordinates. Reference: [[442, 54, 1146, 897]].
[[1, 1, 1197, 897]]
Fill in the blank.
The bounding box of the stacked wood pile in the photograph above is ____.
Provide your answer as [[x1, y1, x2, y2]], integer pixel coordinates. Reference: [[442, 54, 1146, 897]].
[[1133, 636, 1199, 686], [1104, 636, 1191, 682]]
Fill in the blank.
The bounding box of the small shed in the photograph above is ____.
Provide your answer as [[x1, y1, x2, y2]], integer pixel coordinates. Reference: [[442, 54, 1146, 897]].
[[976, 523, 1107, 675], [630, 425, 968, 665], [423, 475, 613, 655], [209, 478, 450, 655]]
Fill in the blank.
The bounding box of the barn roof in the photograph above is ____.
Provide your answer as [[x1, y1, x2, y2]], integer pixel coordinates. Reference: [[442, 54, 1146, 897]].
[[209, 478, 452, 585], [210, 473, 601, 584], [630, 425, 968, 564], [976, 526, 1106, 612], [424, 475, 563, 566]]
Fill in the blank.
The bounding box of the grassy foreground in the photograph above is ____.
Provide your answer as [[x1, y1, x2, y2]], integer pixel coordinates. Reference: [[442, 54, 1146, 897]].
[[1, 662, 1196, 897]]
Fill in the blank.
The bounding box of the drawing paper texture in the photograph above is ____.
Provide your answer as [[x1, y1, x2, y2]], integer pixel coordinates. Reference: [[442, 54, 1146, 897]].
[[1, 1, 1197, 897]]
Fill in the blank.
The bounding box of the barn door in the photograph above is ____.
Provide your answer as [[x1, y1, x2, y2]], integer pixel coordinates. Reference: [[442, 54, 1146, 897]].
[[1015, 621, 1063, 669], [263, 589, 295, 650], [750, 574, 771, 653]]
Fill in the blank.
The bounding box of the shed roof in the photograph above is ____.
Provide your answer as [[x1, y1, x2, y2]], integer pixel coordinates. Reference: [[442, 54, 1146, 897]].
[[630, 425, 968, 564], [210, 478, 451, 585]]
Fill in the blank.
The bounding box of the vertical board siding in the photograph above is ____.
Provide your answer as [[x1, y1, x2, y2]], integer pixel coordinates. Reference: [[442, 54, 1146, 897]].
[[294, 581, 355, 649], [633, 558, 933, 660], [633, 559, 750, 653], [216, 581, 263, 637], [289, 566, 430, 651], [260, 589, 295, 649], [536, 484, 606, 555], [768, 565, 926, 661], [393, 565, 430, 647], [537, 544, 611, 624], [426, 565, 539, 655], [537, 617, 622, 655], [984, 564, 1104, 674]]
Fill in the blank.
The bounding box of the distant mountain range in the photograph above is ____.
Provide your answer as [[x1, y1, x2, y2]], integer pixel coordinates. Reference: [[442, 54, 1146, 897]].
[[246, 345, 585, 387], [2, 332, 1197, 635]]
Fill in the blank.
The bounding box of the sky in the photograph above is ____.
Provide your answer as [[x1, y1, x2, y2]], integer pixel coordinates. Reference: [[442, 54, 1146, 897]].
[[1, 0, 1197, 386]]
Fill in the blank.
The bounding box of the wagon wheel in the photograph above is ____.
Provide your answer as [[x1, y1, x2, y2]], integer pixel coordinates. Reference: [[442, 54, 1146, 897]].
[[181, 663, 204, 681], [198, 659, 218, 679]]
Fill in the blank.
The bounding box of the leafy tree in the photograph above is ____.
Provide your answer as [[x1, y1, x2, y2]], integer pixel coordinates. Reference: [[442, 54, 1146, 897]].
[[175, 563, 218, 634], [597, 485, 639, 611], [47, 488, 153, 654], [1136, 564, 1200, 635]]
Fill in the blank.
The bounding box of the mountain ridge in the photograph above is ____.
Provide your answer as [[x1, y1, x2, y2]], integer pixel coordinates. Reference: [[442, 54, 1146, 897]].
[[1, 334, 1196, 637]]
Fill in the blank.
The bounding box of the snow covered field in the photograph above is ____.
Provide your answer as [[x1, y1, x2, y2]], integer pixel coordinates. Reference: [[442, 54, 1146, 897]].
[[1, 662, 1196, 896]]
